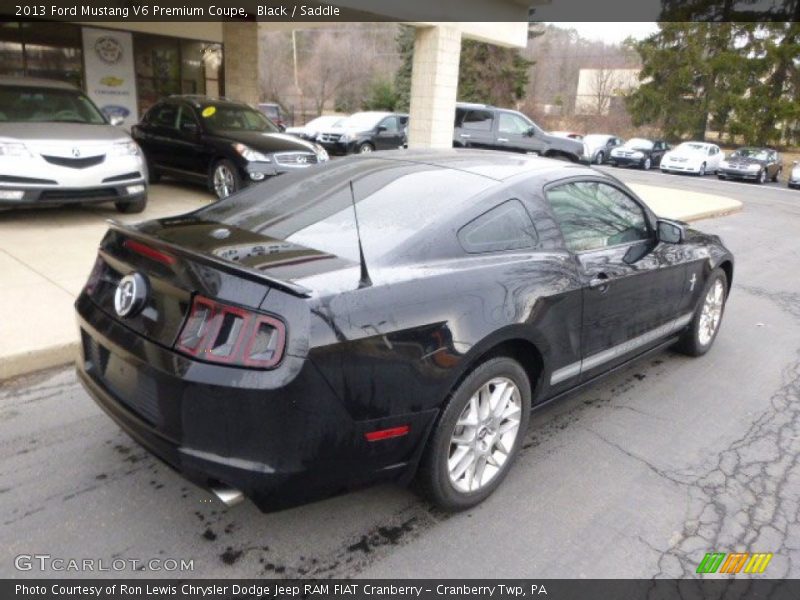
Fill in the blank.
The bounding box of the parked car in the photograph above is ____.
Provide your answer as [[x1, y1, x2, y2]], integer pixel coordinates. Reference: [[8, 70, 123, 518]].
[[132, 96, 328, 199], [285, 115, 344, 142], [76, 149, 733, 512], [0, 76, 147, 213], [550, 131, 584, 141], [453, 102, 586, 162], [789, 161, 800, 189], [583, 134, 624, 165], [256, 102, 288, 130], [718, 147, 782, 184], [316, 111, 408, 155], [661, 142, 724, 176], [454, 103, 587, 163], [610, 138, 669, 170]]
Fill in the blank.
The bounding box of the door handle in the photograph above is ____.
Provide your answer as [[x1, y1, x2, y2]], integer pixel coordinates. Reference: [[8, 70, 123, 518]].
[[497, 138, 509, 143], [589, 272, 610, 292], [460, 133, 471, 138]]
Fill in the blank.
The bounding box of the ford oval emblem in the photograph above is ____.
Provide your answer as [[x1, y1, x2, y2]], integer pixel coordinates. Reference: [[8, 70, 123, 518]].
[[210, 227, 231, 240]]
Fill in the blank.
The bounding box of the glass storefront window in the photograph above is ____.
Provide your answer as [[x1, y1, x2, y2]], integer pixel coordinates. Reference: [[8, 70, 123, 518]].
[[0, 41, 24, 77], [135, 35, 181, 114], [24, 45, 82, 88]]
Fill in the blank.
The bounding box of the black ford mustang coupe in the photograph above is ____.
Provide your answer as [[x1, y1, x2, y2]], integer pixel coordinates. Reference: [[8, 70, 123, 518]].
[[76, 150, 733, 511]]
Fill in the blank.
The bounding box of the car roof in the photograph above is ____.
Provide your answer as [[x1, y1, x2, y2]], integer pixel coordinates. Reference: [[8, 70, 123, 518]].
[[366, 149, 596, 182], [0, 76, 77, 90]]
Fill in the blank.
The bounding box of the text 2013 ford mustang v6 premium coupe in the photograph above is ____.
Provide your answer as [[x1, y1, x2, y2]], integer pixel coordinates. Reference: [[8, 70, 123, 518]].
[[76, 150, 733, 511]]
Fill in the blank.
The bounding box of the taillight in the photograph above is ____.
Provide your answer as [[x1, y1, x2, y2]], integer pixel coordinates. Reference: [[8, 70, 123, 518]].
[[176, 296, 286, 368]]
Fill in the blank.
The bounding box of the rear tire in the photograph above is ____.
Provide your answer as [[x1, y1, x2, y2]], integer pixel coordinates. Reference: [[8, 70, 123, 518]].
[[417, 357, 531, 511], [675, 268, 728, 357], [115, 195, 147, 214]]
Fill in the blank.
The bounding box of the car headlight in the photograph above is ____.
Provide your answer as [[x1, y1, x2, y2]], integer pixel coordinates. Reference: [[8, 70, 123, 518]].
[[631, 151, 644, 159], [340, 132, 353, 143], [313, 144, 329, 162], [233, 143, 271, 163], [747, 163, 761, 171], [110, 141, 140, 156], [0, 141, 32, 157]]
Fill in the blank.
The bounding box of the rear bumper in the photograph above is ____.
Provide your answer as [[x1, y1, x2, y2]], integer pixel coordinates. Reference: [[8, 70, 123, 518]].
[[75, 292, 435, 511]]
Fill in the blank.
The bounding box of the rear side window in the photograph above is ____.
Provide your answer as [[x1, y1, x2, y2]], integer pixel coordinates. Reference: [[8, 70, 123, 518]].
[[458, 199, 538, 253], [147, 103, 178, 128], [462, 110, 494, 132]]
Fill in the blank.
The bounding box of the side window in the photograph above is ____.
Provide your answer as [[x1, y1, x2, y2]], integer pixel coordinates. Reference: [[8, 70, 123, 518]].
[[177, 105, 198, 131], [653, 141, 663, 151], [380, 116, 398, 132], [497, 112, 530, 135], [462, 110, 494, 132], [458, 199, 538, 254], [148, 103, 178, 129], [546, 181, 650, 253]]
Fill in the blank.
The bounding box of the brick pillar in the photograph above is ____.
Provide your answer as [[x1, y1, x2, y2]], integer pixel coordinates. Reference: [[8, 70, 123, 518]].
[[222, 22, 259, 105], [407, 25, 462, 149]]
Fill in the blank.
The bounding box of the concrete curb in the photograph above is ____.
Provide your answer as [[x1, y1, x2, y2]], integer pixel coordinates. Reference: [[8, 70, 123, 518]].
[[0, 342, 78, 382], [680, 204, 743, 223]]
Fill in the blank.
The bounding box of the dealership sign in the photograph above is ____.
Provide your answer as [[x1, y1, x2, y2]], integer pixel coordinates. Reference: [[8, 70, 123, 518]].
[[81, 27, 138, 128]]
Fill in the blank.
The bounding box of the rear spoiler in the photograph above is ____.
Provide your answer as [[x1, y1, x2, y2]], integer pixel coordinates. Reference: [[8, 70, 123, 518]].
[[106, 220, 313, 298]]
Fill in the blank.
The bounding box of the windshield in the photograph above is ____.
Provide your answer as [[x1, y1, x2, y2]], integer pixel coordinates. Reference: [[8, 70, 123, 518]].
[[675, 142, 708, 153], [623, 138, 653, 150], [200, 104, 279, 133], [584, 135, 610, 145], [193, 159, 495, 263], [731, 148, 769, 160], [340, 112, 386, 131], [0, 85, 106, 124]]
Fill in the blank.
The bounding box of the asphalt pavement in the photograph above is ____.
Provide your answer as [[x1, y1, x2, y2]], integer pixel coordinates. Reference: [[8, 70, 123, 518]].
[[1, 167, 799, 579]]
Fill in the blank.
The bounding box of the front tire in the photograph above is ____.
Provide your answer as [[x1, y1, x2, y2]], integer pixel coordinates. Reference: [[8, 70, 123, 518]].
[[675, 268, 728, 357], [698, 162, 706, 176], [210, 159, 241, 199], [417, 357, 531, 511], [757, 168, 767, 184], [594, 151, 605, 165], [643, 157, 652, 170], [115, 195, 147, 214], [357, 142, 374, 154]]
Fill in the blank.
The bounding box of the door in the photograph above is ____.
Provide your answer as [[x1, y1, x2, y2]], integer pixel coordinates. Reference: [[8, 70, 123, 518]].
[[454, 109, 495, 149], [137, 102, 180, 171], [545, 179, 688, 379], [496, 111, 546, 155], [651, 141, 667, 166], [173, 103, 208, 177], [374, 116, 403, 150], [707, 145, 722, 172]]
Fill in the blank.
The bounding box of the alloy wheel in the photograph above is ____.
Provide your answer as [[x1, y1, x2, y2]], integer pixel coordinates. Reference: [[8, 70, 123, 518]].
[[698, 279, 724, 346], [644, 158, 651, 170], [447, 377, 522, 493], [759, 169, 766, 184], [359, 144, 373, 154], [595, 152, 604, 165], [699, 163, 706, 176], [213, 164, 235, 198]]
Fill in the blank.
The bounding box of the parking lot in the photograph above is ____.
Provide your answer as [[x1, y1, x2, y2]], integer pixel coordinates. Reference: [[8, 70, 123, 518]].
[[1, 166, 799, 579]]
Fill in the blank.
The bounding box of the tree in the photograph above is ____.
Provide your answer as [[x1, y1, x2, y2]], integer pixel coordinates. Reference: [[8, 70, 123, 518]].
[[394, 27, 532, 111]]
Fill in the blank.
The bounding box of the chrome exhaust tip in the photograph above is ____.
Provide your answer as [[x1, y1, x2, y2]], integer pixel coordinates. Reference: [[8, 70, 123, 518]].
[[210, 486, 245, 507]]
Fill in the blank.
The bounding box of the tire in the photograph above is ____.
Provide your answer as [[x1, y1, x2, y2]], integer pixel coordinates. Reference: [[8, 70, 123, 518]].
[[718, 174, 726, 180], [115, 195, 147, 214], [643, 157, 652, 170], [210, 159, 241, 199], [594, 151, 604, 165], [698, 162, 706, 177], [417, 357, 531, 511], [675, 268, 728, 357], [757, 169, 766, 184], [357, 142, 374, 154]]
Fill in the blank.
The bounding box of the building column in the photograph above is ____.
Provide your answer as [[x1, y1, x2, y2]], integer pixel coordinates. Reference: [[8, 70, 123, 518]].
[[407, 25, 462, 149], [222, 22, 259, 105]]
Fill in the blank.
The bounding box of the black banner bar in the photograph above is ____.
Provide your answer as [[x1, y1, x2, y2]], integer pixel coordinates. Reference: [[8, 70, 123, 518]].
[[3, 579, 799, 600], [1, 0, 800, 22]]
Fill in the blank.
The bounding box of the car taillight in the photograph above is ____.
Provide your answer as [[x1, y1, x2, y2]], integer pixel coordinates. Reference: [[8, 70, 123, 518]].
[[176, 295, 286, 368]]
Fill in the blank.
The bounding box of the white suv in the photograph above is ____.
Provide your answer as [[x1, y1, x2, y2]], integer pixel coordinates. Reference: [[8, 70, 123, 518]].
[[0, 76, 147, 213]]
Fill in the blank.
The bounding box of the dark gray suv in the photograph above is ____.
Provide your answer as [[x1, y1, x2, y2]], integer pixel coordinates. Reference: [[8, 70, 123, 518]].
[[453, 103, 587, 163]]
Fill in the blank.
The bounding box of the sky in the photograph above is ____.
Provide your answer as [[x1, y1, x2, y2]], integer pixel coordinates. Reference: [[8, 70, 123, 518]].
[[549, 22, 660, 44]]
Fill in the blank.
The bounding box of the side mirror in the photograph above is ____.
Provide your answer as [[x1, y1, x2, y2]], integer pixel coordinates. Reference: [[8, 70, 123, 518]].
[[109, 115, 124, 127], [526, 126, 536, 137], [278, 124, 286, 132], [657, 219, 685, 244], [376, 125, 387, 133]]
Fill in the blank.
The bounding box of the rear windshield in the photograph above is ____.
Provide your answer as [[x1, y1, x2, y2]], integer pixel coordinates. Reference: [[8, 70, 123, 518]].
[[0, 85, 106, 124], [194, 158, 495, 263]]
